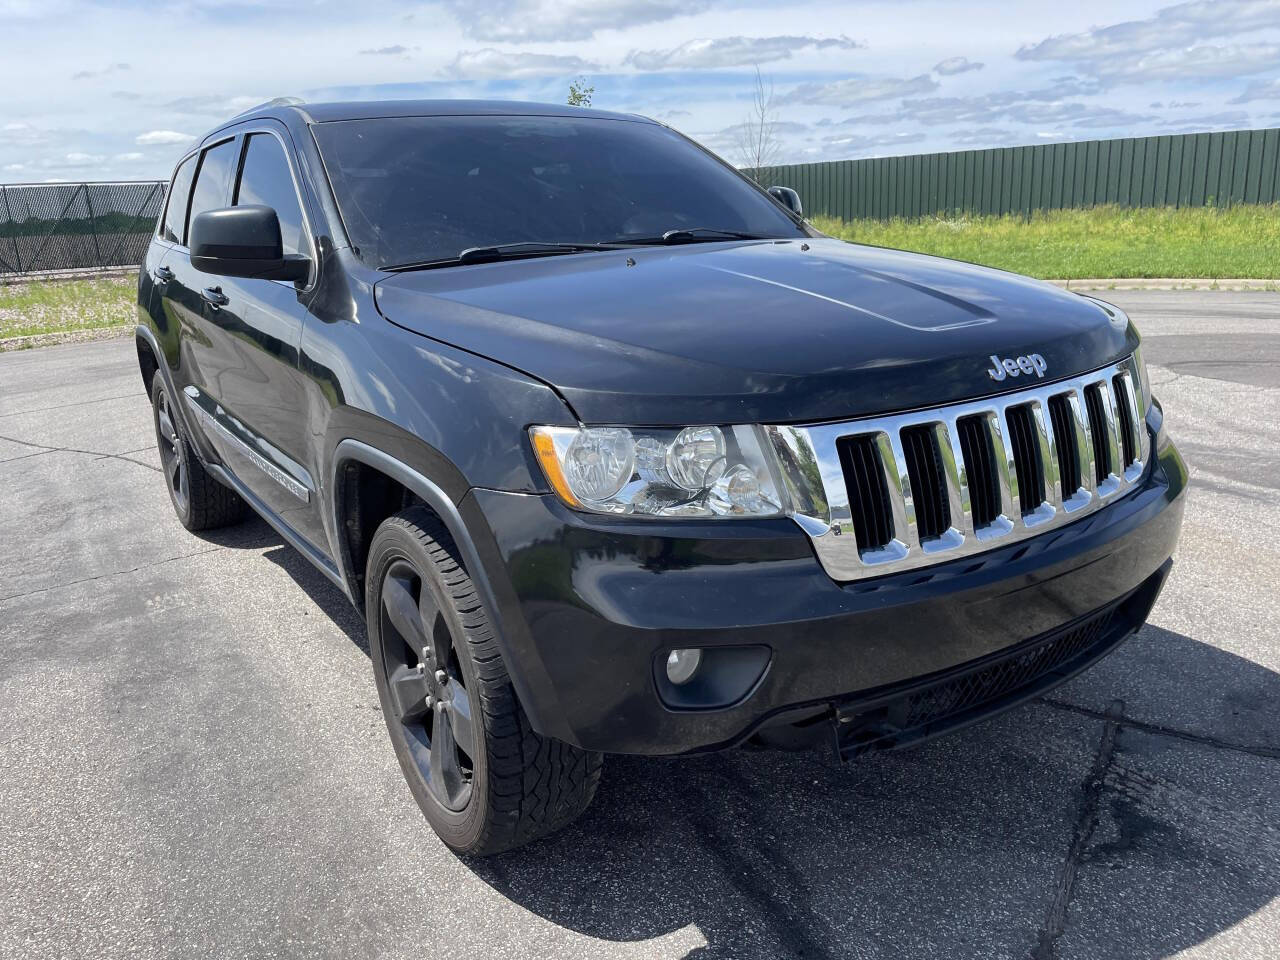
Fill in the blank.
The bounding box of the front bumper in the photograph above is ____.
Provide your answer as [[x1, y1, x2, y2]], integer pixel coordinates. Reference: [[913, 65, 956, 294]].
[[461, 414, 1187, 756]]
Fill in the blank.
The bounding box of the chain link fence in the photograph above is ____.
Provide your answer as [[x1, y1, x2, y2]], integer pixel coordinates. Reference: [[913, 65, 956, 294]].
[[0, 181, 167, 278]]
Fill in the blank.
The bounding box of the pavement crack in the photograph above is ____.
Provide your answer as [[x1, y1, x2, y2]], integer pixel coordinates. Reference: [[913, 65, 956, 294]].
[[0, 431, 159, 473], [1039, 697, 1280, 761], [0, 546, 222, 604], [1032, 698, 1124, 960], [0, 391, 144, 418], [0, 448, 57, 464]]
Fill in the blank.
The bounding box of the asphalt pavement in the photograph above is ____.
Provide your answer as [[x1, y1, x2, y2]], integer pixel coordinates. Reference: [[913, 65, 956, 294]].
[[1, 290, 1278, 960]]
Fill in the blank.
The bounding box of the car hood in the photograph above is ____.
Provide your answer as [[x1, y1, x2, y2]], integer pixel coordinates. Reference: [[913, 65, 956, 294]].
[[373, 238, 1137, 425]]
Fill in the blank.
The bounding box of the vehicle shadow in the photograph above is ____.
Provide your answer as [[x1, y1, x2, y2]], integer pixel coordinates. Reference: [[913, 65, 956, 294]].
[[210, 515, 368, 652], [235, 515, 1280, 959], [461, 628, 1280, 959]]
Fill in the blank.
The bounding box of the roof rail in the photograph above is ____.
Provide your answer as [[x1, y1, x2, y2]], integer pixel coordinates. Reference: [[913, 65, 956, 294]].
[[230, 96, 306, 120]]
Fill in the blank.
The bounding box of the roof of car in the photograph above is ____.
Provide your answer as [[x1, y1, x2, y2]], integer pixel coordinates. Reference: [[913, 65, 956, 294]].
[[235, 99, 653, 126]]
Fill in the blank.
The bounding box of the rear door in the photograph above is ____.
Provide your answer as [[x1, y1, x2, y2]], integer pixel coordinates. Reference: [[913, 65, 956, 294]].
[[159, 137, 238, 403], [140, 151, 197, 365]]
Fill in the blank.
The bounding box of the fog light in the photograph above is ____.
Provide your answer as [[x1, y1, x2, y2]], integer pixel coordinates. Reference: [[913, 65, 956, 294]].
[[665, 648, 703, 685]]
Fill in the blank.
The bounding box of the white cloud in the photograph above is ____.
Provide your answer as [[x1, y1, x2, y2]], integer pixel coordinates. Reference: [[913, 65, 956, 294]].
[[780, 74, 939, 106], [1017, 0, 1280, 82], [1106, 42, 1280, 81], [113, 151, 145, 161], [46, 152, 106, 168], [440, 0, 713, 42], [360, 44, 413, 55], [821, 131, 926, 153], [933, 57, 983, 75], [1157, 109, 1252, 130], [135, 130, 193, 145], [72, 62, 129, 81], [162, 95, 265, 116], [1231, 77, 1280, 103], [949, 127, 1014, 146], [447, 49, 600, 78], [626, 35, 860, 70]]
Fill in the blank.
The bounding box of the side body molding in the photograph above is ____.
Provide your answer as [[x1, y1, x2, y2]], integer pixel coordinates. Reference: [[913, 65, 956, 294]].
[[331, 439, 572, 742]]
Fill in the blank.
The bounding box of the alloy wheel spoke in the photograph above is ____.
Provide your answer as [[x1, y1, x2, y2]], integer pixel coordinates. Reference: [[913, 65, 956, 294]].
[[444, 683, 475, 760], [382, 569, 429, 658], [165, 452, 181, 487], [157, 405, 176, 444], [427, 606, 452, 676], [389, 665, 432, 723], [428, 701, 466, 806]]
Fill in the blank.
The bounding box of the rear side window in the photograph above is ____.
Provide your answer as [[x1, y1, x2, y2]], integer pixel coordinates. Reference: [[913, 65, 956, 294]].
[[234, 134, 306, 257], [187, 139, 238, 231], [161, 154, 196, 244]]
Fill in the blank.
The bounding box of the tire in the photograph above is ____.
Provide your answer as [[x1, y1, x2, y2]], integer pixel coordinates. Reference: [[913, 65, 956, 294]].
[[150, 371, 248, 531], [366, 506, 602, 855]]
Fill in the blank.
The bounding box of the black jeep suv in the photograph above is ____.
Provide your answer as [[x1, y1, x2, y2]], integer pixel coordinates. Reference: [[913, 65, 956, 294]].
[[136, 99, 1187, 855]]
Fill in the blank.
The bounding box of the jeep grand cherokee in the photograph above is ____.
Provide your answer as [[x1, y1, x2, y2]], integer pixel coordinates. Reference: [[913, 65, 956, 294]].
[[136, 99, 1187, 855]]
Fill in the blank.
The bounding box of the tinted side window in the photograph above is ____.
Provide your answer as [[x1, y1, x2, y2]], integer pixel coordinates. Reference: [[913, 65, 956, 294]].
[[187, 139, 238, 232], [234, 134, 306, 257], [161, 154, 196, 244]]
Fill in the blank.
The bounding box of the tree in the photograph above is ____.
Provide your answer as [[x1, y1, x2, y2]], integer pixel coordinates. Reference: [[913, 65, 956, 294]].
[[567, 77, 594, 107], [735, 66, 780, 183]]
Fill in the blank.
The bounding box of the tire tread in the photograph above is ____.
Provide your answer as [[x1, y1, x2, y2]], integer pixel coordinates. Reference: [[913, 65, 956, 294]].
[[150, 372, 248, 531], [372, 508, 602, 855]]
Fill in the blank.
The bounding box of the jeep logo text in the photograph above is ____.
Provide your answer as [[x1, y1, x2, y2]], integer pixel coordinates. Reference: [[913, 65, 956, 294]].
[[987, 353, 1048, 381]]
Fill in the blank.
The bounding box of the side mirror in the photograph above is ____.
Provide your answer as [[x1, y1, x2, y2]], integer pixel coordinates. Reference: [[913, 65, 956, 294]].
[[190, 205, 310, 282], [767, 185, 803, 218]]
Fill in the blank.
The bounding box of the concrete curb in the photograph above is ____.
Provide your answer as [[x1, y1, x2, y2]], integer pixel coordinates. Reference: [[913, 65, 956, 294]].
[[1047, 278, 1279, 291], [1, 266, 136, 286], [0, 324, 132, 353]]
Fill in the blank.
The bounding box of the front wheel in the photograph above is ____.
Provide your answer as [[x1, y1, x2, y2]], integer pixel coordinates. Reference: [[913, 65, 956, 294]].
[[366, 506, 602, 855]]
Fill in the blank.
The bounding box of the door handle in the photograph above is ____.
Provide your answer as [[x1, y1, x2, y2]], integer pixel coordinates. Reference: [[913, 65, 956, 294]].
[[152, 266, 174, 283], [201, 286, 230, 308]]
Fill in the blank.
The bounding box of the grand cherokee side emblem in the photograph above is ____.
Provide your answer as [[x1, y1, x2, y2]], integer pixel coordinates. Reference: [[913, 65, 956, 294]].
[[987, 353, 1048, 381]]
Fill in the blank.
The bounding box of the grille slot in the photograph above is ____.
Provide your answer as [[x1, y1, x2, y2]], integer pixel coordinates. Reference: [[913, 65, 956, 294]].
[[1113, 374, 1137, 466], [958, 415, 999, 528], [1005, 404, 1044, 514], [784, 356, 1150, 581], [901, 425, 951, 541], [837, 434, 894, 552], [1084, 384, 1111, 482], [1047, 395, 1080, 495]]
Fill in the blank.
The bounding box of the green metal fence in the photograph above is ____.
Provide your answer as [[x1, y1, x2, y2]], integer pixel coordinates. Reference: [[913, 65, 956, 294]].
[[754, 128, 1280, 223]]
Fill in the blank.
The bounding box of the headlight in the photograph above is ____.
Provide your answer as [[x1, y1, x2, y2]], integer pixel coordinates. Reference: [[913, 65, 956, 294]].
[[530, 424, 785, 518]]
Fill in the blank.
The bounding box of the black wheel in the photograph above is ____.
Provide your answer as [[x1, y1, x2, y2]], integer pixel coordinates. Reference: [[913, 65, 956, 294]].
[[150, 372, 247, 531], [366, 506, 602, 856]]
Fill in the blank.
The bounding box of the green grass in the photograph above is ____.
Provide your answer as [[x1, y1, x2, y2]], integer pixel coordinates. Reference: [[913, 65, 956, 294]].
[[0, 275, 135, 343], [809, 204, 1280, 280]]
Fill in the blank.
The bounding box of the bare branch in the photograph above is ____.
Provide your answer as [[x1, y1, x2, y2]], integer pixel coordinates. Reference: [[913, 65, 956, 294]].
[[735, 66, 780, 183]]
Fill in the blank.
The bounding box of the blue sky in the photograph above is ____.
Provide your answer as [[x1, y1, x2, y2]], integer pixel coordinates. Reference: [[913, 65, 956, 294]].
[[2, 0, 1279, 182]]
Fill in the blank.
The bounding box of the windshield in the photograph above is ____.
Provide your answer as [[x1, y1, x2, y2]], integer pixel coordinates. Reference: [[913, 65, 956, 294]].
[[311, 115, 804, 269]]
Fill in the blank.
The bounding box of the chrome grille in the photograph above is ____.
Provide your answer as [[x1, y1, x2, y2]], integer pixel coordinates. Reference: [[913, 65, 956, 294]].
[[768, 357, 1150, 581]]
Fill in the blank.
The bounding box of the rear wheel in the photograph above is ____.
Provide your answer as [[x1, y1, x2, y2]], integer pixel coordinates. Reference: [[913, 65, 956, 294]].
[[150, 372, 247, 531], [366, 506, 602, 855]]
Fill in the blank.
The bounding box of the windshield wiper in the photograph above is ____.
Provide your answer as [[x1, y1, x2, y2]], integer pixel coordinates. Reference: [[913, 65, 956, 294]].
[[600, 227, 772, 246], [380, 241, 616, 272]]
